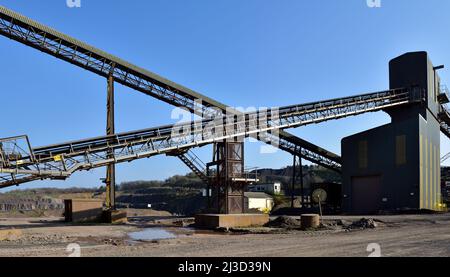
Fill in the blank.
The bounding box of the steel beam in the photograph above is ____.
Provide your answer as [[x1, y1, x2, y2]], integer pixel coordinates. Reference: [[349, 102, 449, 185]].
[[299, 153, 305, 207], [291, 154, 296, 208], [105, 75, 116, 210]]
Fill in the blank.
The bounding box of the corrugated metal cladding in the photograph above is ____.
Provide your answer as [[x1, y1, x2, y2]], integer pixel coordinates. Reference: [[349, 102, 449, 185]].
[[342, 52, 444, 214], [419, 113, 441, 210]]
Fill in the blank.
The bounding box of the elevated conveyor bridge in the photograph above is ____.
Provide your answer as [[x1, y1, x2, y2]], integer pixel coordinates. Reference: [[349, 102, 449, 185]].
[[0, 5, 341, 178], [0, 87, 420, 188]]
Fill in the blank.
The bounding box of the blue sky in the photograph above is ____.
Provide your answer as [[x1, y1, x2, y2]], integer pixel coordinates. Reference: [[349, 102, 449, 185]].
[[1, 0, 450, 190]]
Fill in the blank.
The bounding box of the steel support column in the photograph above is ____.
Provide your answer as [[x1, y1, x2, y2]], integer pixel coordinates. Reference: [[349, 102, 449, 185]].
[[291, 154, 297, 208], [105, 75, 116, 210], [299, 151, 305, 207]]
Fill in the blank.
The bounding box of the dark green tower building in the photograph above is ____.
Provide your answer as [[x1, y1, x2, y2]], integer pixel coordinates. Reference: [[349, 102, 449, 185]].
[[342, 52, 445, 214]]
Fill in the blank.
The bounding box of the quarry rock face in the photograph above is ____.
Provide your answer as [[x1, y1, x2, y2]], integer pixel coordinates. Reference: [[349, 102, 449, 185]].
[[0, 196, 64, 212]]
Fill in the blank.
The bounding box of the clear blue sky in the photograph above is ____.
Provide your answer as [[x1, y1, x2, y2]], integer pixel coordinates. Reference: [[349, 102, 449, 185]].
[[1, 0, 450, 190]]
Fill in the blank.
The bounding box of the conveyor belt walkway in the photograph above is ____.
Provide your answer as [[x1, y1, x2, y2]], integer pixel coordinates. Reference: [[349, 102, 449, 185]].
[[0, 5, 341, 177], [0, 87, 420, 188]]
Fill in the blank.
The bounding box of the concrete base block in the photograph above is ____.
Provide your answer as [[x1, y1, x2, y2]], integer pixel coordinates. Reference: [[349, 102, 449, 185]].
[[195, 214, 269, 229], [64, 199, 104, 223], [102, 210, 128, 224]]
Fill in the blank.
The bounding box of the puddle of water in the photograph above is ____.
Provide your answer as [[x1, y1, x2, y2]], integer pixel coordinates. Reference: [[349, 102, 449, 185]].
[[128, 228, 176, 241]]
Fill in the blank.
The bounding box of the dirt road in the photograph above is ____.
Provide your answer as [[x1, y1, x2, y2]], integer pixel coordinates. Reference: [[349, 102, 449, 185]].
[[0, 214, 449, 257]]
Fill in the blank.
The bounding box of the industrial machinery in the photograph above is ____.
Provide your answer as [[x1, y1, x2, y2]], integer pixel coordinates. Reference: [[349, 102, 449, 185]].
[[0, 88, 418, 186], [0, 5, 341, 213], [310, 182, 342, 214], [0, 6, 449, 214]]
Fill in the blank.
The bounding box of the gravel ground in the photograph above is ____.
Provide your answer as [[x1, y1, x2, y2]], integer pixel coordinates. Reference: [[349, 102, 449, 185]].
[[0, 214, 449, 257]]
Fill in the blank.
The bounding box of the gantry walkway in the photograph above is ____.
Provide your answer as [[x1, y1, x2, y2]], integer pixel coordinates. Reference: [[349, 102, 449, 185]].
[[0, 87, 420, 188]]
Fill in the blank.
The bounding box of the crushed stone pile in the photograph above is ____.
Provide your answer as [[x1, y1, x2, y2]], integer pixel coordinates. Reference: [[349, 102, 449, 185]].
[[263, 216, 385, 231], [265, 216, 301, 228], [348, 218, 382, 229]]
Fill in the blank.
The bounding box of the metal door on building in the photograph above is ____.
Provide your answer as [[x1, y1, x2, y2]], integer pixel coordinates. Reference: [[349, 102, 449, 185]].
[[351, 175, 382, 214]]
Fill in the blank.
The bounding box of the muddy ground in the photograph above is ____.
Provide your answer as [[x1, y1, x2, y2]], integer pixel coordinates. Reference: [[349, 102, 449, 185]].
[[0, 214, 449, 257]]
